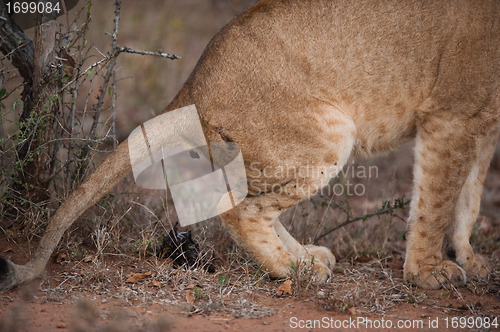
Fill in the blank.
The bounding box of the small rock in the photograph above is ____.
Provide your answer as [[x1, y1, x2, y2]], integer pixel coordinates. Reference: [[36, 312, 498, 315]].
[[56, 322, 67, 329]]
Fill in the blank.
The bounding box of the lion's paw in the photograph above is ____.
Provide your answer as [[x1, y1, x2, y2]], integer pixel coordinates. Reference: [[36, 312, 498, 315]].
[[310, 260, 332, 283], [299, 245, 335, 283], [265, 245, 335, 283], [265, 253, 331, 283], [404, 260, 466, 289], [460, 254, 489, 280], [304, 244, 336, 269]]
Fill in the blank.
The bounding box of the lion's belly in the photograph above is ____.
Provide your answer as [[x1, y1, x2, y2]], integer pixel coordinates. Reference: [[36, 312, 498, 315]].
[[342, 102, 418, 157]]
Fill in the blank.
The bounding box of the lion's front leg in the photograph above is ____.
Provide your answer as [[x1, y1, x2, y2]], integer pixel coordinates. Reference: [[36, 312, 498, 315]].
[[404, 114, 485, 289]]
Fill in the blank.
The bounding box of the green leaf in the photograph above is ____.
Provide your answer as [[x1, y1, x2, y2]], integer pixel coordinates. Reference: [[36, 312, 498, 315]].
[[217, 274, 229, 285], [0, 89, 6, 99]]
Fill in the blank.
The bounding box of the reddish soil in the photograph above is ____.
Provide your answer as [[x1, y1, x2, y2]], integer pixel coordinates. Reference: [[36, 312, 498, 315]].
[[0, 243, 498, 332]]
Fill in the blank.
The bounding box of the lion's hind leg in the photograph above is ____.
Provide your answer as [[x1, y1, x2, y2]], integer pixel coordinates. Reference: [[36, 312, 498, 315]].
[[220, 102, 354, 282], [221, 192, 334, 282], [273, 220, 336, 272], [221, 194, 300, 279]]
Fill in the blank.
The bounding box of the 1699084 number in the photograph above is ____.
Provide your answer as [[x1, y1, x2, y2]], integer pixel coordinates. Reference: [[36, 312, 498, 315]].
[[6, 1, 61, 14], [444, 316, 498, 329]]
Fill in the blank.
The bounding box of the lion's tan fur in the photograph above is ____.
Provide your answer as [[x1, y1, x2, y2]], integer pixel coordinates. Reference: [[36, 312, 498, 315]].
[[1, 0, 499, 290]]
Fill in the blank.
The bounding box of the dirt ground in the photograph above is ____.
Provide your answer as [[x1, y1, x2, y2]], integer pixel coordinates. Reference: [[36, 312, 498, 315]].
[[0, 247, 498, 332]]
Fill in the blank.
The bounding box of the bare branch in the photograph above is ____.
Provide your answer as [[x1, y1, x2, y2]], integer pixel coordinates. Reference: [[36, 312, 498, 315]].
[[314, 197, 410, 243], [117, 46, 181, 60]]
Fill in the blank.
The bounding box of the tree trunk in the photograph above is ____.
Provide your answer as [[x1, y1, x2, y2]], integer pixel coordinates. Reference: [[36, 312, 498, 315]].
[[22, 12, 61, 203], [0, 0, 61, 206], [0, 1, 35, 118]]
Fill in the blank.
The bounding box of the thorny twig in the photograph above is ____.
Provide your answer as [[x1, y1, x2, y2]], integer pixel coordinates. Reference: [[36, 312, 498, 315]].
[[117, 46, 181, 60], [314, 196, 410, 243], [88, 0, 179, 143]]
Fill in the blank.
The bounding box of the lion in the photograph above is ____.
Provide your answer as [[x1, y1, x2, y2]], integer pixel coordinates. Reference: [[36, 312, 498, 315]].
[[1, 0, 499, 291]]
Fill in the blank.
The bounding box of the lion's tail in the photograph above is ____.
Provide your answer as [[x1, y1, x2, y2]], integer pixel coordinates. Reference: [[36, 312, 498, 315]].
[[0, 140, 132, 291]]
